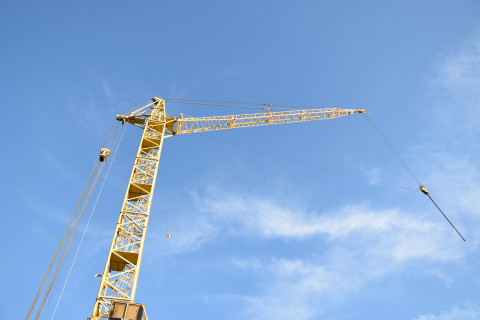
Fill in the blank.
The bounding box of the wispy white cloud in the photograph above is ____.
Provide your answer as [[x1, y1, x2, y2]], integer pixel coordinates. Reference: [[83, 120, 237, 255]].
[[196, 187, 462, 261], [181, 185, 464, 319], [414, 301, 480, 320], [430, 30, 480, 141]]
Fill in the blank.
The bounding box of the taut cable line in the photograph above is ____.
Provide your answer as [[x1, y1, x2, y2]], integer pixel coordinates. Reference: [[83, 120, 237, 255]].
[[419, 186, 466, 242], [165, 98, 345, 111], [364, 113, 465, 241], [25, 161, 100, 320], [64, 124, 128, 320], [26, 124, 120, 320], [34, 161, 106, 320], [51, 124, 127, 319]]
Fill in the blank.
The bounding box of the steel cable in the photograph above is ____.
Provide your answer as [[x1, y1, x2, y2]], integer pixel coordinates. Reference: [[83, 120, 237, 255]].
[[52, 125, 127, 319], [364, 114, 421, 185], [166, 100, 279, 111], [165, 98, 328, 110], [34, 161, 106, 320], [64, 124, 127, 319], [25, 161, 100, 320], [102, 120, 116, 148], [427, 194, 466, 241], [41, 123, 123, 320], [364, 113, 465, 241]]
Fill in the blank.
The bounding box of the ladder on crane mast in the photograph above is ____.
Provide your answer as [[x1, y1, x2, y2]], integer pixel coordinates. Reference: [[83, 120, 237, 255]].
[[89, 97, 365, 320]]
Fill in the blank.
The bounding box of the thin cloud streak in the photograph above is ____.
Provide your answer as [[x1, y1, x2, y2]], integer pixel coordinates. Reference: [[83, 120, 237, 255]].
[[196, 187, 462, 261], [414, 301, 480, 320]]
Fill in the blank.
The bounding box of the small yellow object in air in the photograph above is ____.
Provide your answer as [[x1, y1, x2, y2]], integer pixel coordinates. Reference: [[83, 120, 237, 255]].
[[420, 185, 429, 196], [167, 232, 171, 238]]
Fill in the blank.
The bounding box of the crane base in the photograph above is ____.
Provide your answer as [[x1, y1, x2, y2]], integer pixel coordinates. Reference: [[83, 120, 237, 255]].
[[107, 301, 148, 320]]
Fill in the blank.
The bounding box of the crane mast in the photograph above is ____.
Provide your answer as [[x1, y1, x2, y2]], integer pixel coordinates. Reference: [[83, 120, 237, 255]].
[[90, 98, 365, 319], [91, 99, 167, 319]]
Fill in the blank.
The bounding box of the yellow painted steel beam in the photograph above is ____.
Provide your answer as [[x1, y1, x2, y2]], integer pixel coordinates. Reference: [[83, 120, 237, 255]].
[[169, 107, 365, 136]]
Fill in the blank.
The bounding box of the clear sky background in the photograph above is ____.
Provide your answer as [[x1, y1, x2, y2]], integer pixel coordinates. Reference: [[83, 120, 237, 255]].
[[1, 1, 480, 319]]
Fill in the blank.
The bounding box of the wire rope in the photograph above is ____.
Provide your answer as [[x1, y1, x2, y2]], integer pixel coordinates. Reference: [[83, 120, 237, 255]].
[[426, 194, 466, 241], [34, 161, 106, 320], [165, 98, 325, 110], [102, 120, 117, 148], [165, 98, 351, 112], [166, 98, 275, 106], [123, 100, 156, 115], [364, 114, 421, 185], [109, 121, 123, 150], [363, 113, 465, 241], [39, 243, 70, 320], [25, 161, 100, 320], [40, 124, 123, 320], [166, 100, 279, 111], [40, 212, 84, 320], [63, 124, 127, 319], [51, 124, 126, 319]]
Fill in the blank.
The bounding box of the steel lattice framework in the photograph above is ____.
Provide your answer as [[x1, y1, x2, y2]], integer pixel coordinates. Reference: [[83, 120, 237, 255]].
[[90, 98, 364, 319], [173, 108, 363, 135], [91, 99, 167, 319]]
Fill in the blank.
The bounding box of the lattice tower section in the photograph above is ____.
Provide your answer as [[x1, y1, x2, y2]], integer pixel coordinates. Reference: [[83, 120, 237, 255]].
[[91, 99, 166, 319]]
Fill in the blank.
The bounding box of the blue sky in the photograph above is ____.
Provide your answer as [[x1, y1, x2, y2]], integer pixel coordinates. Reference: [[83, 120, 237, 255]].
[[2, 1, 480, 319]]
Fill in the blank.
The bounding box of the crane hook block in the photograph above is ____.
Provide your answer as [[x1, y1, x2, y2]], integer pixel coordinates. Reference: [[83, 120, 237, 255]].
[[420, 185, 429, 196], [99, 148, 111, 162]]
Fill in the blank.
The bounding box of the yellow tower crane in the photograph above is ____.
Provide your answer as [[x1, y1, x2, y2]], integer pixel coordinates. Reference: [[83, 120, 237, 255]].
[[89, 97, 365, 320]]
